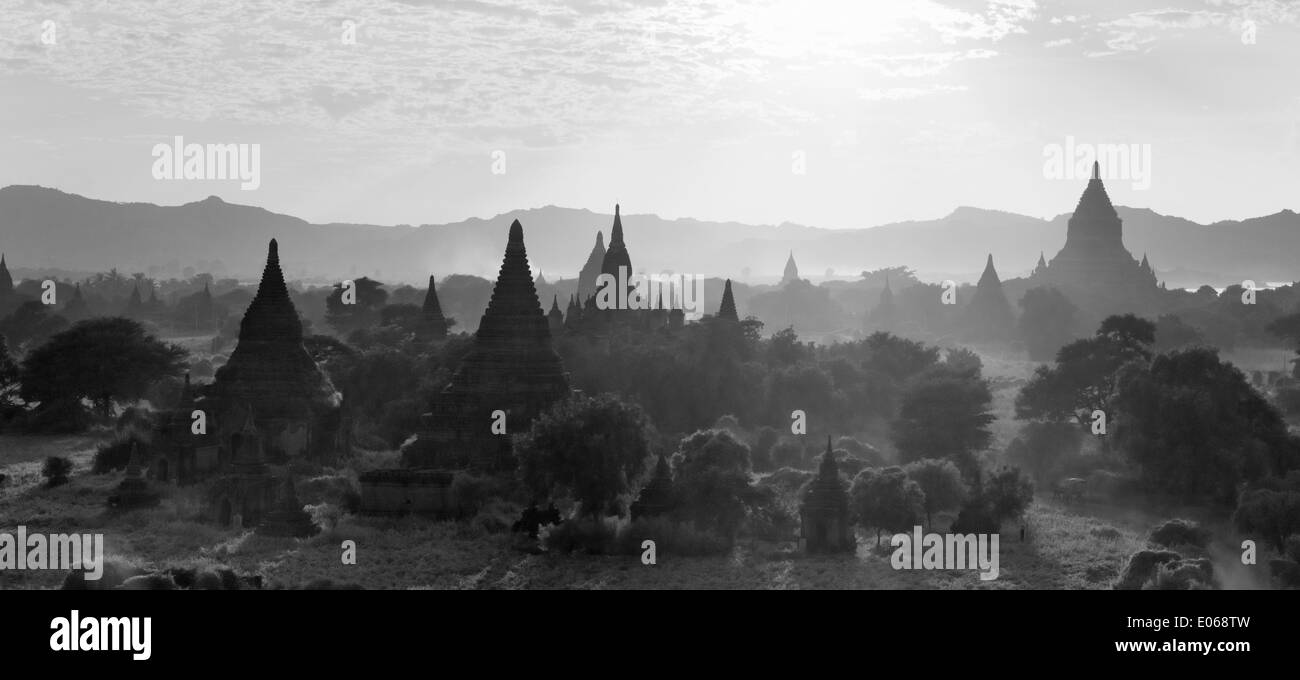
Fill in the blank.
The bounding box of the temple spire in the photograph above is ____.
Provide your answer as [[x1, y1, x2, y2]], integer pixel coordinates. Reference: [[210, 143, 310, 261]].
[[718, 279, 738, 321], [422, 274, 449, 339], [781, 251, 799, 286], [0, 253, 11, 294]]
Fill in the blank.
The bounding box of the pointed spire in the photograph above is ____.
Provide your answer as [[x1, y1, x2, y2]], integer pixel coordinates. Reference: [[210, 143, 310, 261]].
[[1037, 251, 1046, 268], [818, 435, 837, 479], [1091, 160, 1100, 180], [549, 294, 562, 314], [422, 274, 448, 338], [234, 238, 303, 343], [718, 279, 738, 322], [601, 205, 632, 281], [0, 253, 11, 294], [978, 254, 1001, 287], [578, 230, 607, 302], [782, 251, 799, 285]]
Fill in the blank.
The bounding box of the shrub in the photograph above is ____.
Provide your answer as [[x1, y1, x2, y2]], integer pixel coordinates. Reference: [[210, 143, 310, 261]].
[[450, 473, 509, 517], [92, 434, 150, 474], [42, 456, 72, 487], [539, 516, 622, 555], [1114, 549, 1182, 590], [1142, 558, 1216, 590], [1148, 518, 1210, 549]]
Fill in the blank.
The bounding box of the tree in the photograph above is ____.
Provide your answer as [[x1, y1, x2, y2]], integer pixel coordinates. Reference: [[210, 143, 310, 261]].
[[1234, 486, 1300, 553], [325, 277, 388, 336], [669, 429, 756, 540], [1018, 287, 1078, 361], [1153, 314, 1204, 353], [20, 318, 188, 418], [1112, 348, 1300, 503], [515, 393, 654, 518], [42, 456, 73, 487], [0, 301, 70, 351], [892, 364, 994, 479], [0, 333, 19, 408], [850, 466, 925, 545], [983, 466, 1034, 523], [1015, 314, 1156, 427], [1005, 421, 1083, 483], [903, 458, 968, 528]]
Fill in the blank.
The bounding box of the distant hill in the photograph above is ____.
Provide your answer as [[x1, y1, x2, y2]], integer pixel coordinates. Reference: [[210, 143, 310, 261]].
[[0, 185, 1295, 288]]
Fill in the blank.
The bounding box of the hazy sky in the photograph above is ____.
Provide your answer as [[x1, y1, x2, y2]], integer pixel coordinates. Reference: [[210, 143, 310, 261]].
[[2, 0, 1298, 229]]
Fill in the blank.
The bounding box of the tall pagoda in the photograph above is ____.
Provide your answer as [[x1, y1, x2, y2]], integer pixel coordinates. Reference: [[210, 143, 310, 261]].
[[401, 219, 571, 472], [208, 239, 346, 464]]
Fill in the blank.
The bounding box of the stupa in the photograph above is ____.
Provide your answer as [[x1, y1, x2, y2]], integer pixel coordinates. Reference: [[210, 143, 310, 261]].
[[961, 254, 1015, 342], [421, 274, 449, 339], [258, 475, 318, 538], [717, 279, 739, 322], [630, 454, 675, 521], [400, 219, 571, 472], [107, 443, 161, 510], [208, 239, 346, 464], [781, 252, 800, 286], [1029, 161, 1162, 314], [577, 232, 606, 303], [799, 436, 854, 554]]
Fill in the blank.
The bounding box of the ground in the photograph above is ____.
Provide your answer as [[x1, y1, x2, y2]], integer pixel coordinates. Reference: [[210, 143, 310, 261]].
[[0, 348, 1278, 589]]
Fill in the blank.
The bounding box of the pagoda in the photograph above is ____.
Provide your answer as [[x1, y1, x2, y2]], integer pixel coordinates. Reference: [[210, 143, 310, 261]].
[[577, 231, 606, 303], [258, 475, 318, 538], [630, 454, 675, 520], [547, 295, 564, 335], [865, 275, 899, 333], [780, 252, 800, 286], [421, 274, 449, 339], [1029, 161, 1161, 314], [962, 254, 1015, 342], [400, 219, 571, 472], [799, 436, 854, 554], [208, 239, 346, 463], [717, 279, 739, 322]]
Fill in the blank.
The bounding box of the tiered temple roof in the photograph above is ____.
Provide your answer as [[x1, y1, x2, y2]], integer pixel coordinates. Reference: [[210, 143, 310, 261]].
[[212, 240, 342, 422], [403, 219, 571, 471]]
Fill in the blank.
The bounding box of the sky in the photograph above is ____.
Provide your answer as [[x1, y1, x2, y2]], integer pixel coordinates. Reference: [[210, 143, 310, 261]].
[[1, 0, 1299, 229]]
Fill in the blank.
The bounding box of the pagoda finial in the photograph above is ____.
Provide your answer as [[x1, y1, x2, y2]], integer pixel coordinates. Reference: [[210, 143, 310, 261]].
[[718, 279, 738, 321], [508, 219, 524, 245], [268, 238, 279, 262], [1091, 160, 1100, 180]]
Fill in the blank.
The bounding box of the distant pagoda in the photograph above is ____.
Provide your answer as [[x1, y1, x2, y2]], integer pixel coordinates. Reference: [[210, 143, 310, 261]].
[[0, 253, 13, 296], [1030, 161, 1161, 314], [962, 254, 1015, 342], [717, 279, 739, 322], [547, 295, 564, 335], [421, 274, 449, 339], [577, 232, 606, 303], [208, 239, 345, 463], [781, 251, 800, 286], [865, 275, 899, 333], [402, 219, 571, 472]]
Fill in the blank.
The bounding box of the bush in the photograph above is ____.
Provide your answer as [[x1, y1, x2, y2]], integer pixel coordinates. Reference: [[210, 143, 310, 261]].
[[42, 456, 72, 487], [539, 516, 622, 555], [539, 516, 732, 557], [1114, 549, 1182, 590], [1142, 558, 1216, 590], [1148, 519, 1210, 549], [614, 516, 732, 556], [92, 434, 151, 474], [450, 473, 509, 517]]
